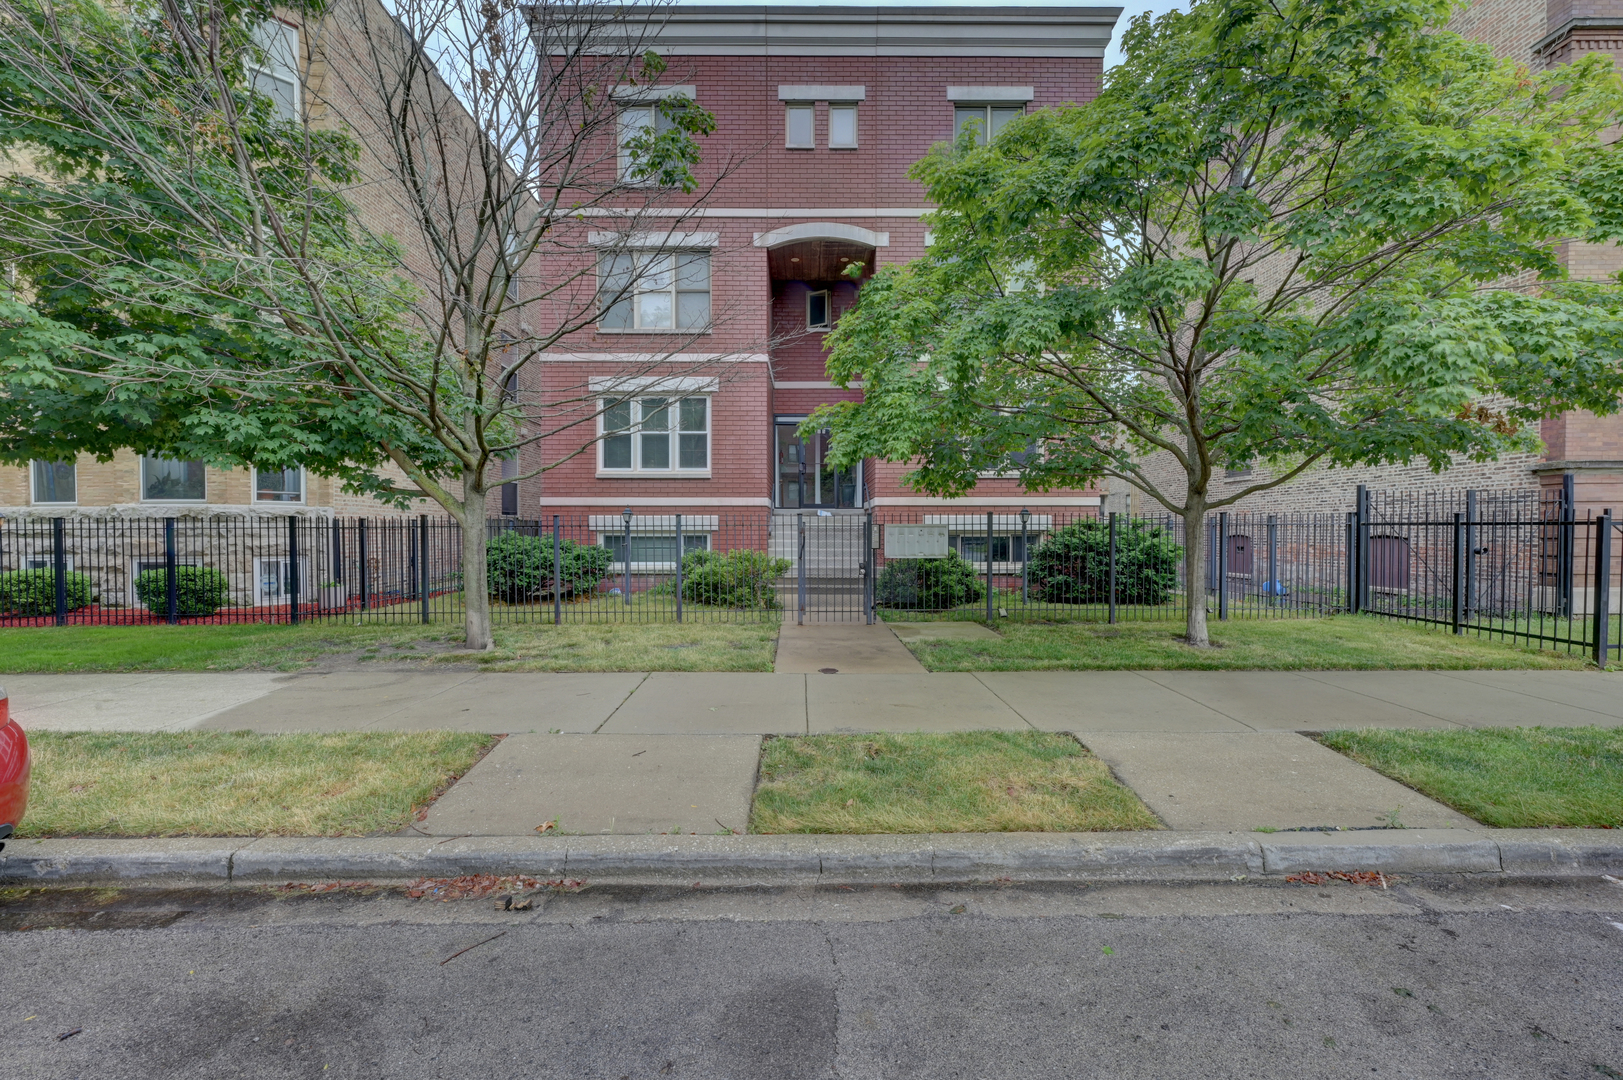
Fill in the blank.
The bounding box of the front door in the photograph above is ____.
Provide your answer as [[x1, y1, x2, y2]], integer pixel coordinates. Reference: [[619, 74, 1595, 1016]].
[[776, 423, 860, 508]]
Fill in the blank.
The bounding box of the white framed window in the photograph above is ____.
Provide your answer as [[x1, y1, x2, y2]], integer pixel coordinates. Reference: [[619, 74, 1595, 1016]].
[[30, 459, 76, 504], [807, 289, 831, 330], [600, 396, 709, 473], [598, 251, 710, 331], [617, 100, 688, 182], [248, 20, 300, 120], [26, 556, 75, 571], [828, 103, 858, 148], [601, 532, 710, 571], [254, 465, 304, 503], [954, 104, 1024, 146], [254, 556, 312, 601], [141, 456, 206, 502], [785, 103, 814, 148]]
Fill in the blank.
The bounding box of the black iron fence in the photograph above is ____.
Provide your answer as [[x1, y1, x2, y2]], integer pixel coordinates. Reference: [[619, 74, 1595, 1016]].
[[3, 492, 1620, 663]]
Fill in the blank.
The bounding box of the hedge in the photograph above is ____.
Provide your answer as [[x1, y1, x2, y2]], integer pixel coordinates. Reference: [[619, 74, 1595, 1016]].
[[875, 551, 986, 609], [133, 566, 230, 617], [486, 530, 611, 602], [1026, 520, 1181, 605], [680, 549, 790, 608], [0, 568, 94, 616]]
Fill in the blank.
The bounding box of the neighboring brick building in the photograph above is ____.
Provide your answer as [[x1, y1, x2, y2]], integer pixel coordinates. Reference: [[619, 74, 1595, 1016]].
[[527, 5, 1120, 569]]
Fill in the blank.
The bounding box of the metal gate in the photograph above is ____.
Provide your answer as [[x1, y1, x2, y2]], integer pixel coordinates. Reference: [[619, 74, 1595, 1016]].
[[772, 511, 873, 623]]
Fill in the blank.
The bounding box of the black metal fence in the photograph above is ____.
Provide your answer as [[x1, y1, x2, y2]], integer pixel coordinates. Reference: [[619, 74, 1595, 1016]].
[[3, 491, 1620, 664]]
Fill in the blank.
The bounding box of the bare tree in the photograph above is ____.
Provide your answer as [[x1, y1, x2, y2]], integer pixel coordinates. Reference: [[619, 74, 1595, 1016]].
[[0, 0, 750, 648]]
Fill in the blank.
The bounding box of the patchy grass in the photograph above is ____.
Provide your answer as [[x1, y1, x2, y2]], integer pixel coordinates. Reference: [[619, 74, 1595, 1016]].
[[0, 620, 779, 673], [893, 615, 1587, 672], [15, 731, 496, 837], [749, 731, 1161, 834], [1317, 727, 1623, 829]]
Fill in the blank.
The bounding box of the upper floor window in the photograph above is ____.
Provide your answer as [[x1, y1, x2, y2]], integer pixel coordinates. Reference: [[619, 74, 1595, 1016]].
[[255, 465, 304, 503], [600, 396, 710, 473], [617, 97, 692, 183], [807, 290, 831, 330], [828, 103, 858, 149], [31, 459, 76, 504], [955, 104, 1023, 146], [598, 251, 710, 331], [248, 20, 300, 120], [141, 456, 206, 501], [785, 103, 814, 148]]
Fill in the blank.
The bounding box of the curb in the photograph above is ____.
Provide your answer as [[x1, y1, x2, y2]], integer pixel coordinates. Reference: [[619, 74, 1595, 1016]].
[[2, 829, 1621, 886]]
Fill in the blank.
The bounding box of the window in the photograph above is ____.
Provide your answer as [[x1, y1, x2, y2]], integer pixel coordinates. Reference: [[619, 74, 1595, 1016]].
[[598, 251, 710, 331], [600, 396, 709, 473], [618, 101, 684, 182], [255, 556, 310, 601], [248, 21, 300, 120], [31, 460, 76, 504], [807, 289, 831, 330], [602, 533, 709, 568], [828, 103, 858, 148], [954, 105, 1023, 145], [26, 557, 74, 571], [254, 465, 303, 503], [785, 103, 814, 148], [141, 456, 206, 501], [958, 534, 1027, 564]]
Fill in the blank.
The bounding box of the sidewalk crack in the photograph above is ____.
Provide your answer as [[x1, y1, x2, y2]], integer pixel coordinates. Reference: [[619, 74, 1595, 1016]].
[[1135, 671, 1257, 730], [1294, 672, 1465, 727], [972, 673, 1036, 729], [594, 672, 650, 733]]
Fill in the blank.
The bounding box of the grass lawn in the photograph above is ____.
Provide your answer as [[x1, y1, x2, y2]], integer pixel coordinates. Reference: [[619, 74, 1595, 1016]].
[[893, 615, 1588, 672], [749, 731, 1161, 834], [1317, 726, 1623, 829], [15, 730, 496, 837], [0, 619, 779, 673]]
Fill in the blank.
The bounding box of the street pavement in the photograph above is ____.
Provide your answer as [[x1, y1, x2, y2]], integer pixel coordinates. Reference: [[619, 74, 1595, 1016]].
[[1, 877, 1620, 1079]]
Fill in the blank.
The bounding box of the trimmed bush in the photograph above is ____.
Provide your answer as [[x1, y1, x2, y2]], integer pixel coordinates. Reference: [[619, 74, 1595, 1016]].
[[680, 549, 791, 609], [133, 566, 230, 617], [0, 568, 93, 616], [485, 530, 611, 602], [876, 551, 986, 610], [1026, 520, 1181, 605]]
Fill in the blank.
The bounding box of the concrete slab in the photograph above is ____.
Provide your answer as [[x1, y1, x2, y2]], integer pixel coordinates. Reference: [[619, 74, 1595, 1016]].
[[600, 672, 806, 734], [1138, 671, 1444, 730], [195, 671, 478, 732], [1300, 671, 1606, 728], [806, 673, 1028, 733], [973, 671, 1250, 732], [1432, 670, 1623, 724], [0, 673, 161, 708], [380, 672, 646, 733], [774, 623, 926, 674], [7, 673, 287, 732], [1077, 731, 1475, 831], [416, 733, 761, 835], [887, 622, 1002, 641]]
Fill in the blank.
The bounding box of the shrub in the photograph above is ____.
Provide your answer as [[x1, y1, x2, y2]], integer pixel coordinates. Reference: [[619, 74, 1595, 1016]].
[[1026, 520, 1182, 605], [0, 568, 93, 616], [875, 551, 986, 609], [133, 566, 230, 617], [680, 549, 791, 608], [485, 530, 611, 602]]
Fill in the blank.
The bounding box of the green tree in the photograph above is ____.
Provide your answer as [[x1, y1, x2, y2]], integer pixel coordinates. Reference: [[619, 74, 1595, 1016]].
[[814, 0, 1623, 646]]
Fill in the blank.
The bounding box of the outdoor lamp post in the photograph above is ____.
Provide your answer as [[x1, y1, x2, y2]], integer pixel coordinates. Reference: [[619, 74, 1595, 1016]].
[[1019, 507, 1031, 604], [622, 506, 633, 606]]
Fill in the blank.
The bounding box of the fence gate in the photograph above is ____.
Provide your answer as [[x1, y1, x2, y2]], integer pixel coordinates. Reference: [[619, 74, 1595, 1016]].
[[772, 511, 872, 623]]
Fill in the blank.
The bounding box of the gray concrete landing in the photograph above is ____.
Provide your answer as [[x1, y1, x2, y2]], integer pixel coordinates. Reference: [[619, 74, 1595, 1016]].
[[773, 623, 926, 674], [414, 733, 761, 836]]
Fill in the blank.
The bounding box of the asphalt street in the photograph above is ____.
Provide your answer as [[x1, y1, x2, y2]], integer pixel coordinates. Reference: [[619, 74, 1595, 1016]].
[[1, 878, 1621, 1079]]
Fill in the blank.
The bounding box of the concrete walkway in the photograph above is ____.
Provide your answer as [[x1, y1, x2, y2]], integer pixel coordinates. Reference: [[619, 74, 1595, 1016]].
[[6, 667, 1620, 836]]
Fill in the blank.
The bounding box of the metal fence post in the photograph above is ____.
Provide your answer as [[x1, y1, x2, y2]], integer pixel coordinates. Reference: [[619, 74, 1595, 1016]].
[[551, 515, 562, 626], [1267, 514, 1278, 608], [675, 513, 684, 623], [164, 517, 178, 625], [1107, 511, 1118, 625], [287, 515, 300, 625], [986, 511, 995, 624], [1217, 511, 1229, 621], [1356, 484, 1370, 613], [52, 516, 66, 626], [623, 512, 633, 607], [418, 514, 429, 624], [1460, 513, 1473, 633], [1465, 489, 1477, 620], [1345, 512, 1356, 613], [1560, 472, 1576, 617], [1020, 514, 1030, 605], [865, 512, 875, 625], [797, 513, 806, 626], [359, 518, 370, 611], [1594, 512, 1613, 666]]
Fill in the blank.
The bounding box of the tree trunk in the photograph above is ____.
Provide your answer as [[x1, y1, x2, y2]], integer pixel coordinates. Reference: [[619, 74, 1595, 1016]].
[[1183, 496, 1211, 647], [460, 475, 494, 651]]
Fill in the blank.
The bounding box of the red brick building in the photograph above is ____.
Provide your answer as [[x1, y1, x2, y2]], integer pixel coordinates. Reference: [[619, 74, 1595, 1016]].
[[525, 6, 1121, 562]]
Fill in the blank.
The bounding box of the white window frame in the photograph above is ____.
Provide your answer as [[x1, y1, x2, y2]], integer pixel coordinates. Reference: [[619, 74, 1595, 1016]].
[[596, 250, 711, 332], [807, 289, 832, 331], [247, 20, 300, 120], [828, 102, 858, 149], [598, 395, 710, 476], [954, 104, 1025, 146], [29, 459, 77, 505], [252, 465, 305, 504], [253, 556, 312, 602], [26, 556, 75, 572], [598, 531, 712, 573], [140, 455, 207, 503], [785, 102, 814, 149]]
